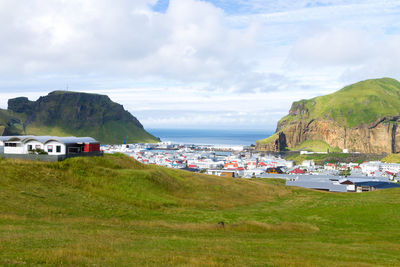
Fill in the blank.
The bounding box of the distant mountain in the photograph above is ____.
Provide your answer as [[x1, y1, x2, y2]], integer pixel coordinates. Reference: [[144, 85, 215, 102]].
[[0, 91, 159, 144], [256, 78, 400, 153]]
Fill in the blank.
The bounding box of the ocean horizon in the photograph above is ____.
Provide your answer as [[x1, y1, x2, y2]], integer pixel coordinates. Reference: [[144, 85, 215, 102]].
[[147, 128, 273, 146]]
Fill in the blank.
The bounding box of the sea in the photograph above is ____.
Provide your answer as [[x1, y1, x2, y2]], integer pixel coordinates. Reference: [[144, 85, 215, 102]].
[[147, 128, 273, 146]]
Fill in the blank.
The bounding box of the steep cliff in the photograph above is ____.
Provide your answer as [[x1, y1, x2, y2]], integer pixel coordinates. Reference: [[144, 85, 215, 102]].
[[1, 91, 159, 144], [257, 78, 400, 153]]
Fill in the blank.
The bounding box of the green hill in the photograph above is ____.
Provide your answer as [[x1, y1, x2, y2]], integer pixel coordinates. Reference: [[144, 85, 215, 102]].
[[0, 109, 26, 135], [0, 91, 159, 144], [1, 154, 400, 265], [257, 78, 400, 153], [280, 77, 400, 128]]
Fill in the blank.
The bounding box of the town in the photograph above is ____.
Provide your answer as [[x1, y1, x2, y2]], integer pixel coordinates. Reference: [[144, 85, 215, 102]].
[[103, 142, 400, 193]]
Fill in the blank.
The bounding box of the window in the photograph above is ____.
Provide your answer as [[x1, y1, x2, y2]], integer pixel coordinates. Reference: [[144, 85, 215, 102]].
[[68, 147, 80, 154], [5, 143, 17, 147], [35, 145, 41, 149], [28, 145, 32, 151], [56, 145, 61, 153], [47, 145, 53, 153]]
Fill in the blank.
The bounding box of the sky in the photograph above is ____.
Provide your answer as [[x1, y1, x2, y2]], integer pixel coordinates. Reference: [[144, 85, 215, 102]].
[[0, 0, 400, 131]]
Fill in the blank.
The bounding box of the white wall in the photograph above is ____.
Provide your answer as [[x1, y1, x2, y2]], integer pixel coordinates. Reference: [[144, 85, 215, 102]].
[[45, 141, 66, 155], [346, 184, 356, 191], [4, 142, 24, 154], [25, 141, 44, 153]]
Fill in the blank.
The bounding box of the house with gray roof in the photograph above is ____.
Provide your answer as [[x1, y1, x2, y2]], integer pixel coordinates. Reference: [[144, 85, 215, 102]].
[[0, 135, 103, 161]]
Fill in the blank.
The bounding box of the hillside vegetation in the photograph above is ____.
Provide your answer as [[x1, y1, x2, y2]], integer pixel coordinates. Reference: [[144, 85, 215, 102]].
[[256, 78, 400, 153], [281, 77, 400, 128], [382, 153, 400, 163], [286, 152, 385, 165], [0, 91, 159, 144], [0, 109, 25, 135], [1, 154, 400, 266], [291, 140, 341, 152]]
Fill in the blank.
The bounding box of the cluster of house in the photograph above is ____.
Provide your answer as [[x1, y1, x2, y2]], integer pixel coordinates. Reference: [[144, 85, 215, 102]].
[[103, 143, 293, 175], [0, 135, 102, 161], [103, 143, 400, 193]]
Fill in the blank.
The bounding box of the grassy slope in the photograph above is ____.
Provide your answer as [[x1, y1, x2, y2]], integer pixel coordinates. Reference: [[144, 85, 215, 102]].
[[25, 121, 158, 144], [290, 78, 400, 128], [1, 154, 400, 266], [292, 140, 341, 152], [258, 138, 342, 152], [257, 131, 280, 144], [286, 153, 385, 165], [257, 136, 341, 153], [382, 154, 400, 163], [258, 78, 400, 145], [0, 109, 26, 135]]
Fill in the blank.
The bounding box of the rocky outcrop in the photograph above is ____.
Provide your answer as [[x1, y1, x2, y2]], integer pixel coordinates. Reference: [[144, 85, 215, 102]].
[[1, 91, 159, 144], [257, 78, 400, 154], [255, 132, 287, 151], [257, 114, 400, 153], [9, 91, 145, 131]]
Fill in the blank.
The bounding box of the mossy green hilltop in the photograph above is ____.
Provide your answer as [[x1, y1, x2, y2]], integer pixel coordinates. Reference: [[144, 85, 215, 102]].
[[0, 91, 159, 144], [1, 154, 400, 265], [257, 78, 400, 153], [281, 77, 400, 128]]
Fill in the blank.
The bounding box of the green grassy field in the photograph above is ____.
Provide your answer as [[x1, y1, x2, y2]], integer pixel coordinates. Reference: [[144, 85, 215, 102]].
[[1, 154, 400, 266]]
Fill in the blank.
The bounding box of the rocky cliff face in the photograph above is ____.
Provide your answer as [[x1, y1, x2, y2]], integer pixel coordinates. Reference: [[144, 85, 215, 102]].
[[256, 78, 400, 153], [9, 91, 144, 131], [1, 91, 159, 144], [257, 115, 400, 153]]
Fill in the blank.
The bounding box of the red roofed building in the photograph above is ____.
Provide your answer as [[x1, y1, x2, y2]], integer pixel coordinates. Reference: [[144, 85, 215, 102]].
[[225, 162, 238, 169], [385, 171, 395, 177], [289, 168, 305, 174]]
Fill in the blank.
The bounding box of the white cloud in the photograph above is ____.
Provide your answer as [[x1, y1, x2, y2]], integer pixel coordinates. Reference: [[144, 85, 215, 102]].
[[288, 27, 400, 84], [289, 28, 372, 67], [0, 0, 257, 86], [0, 0, 400, 131]]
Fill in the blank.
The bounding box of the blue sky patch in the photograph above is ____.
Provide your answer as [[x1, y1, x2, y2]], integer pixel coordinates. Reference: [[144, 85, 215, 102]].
[[151, 0, 169, 13]]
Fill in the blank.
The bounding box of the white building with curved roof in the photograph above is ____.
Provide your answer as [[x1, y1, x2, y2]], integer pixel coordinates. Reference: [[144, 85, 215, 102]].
[[0, 135, 102, 161]]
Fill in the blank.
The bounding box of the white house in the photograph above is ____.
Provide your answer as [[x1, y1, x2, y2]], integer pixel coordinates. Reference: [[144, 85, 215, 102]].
[[0, 136, 12, 154], [360, 161, 381, 175], [1, 136, 101, 158], [206, 169, 238, 177], [301, 160, 315, 167]]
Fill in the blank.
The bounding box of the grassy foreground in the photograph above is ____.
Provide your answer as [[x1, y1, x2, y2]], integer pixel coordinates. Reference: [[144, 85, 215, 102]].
[[1, 154, 400, 266]]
